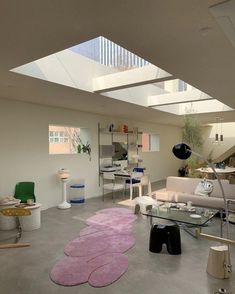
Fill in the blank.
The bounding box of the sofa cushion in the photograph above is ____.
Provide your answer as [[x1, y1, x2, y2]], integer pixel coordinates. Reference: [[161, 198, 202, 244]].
[[166, 177, 200, 194]]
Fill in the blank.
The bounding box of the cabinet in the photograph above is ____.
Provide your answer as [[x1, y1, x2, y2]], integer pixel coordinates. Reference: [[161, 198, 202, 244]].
[[98, 123, 142, 175]]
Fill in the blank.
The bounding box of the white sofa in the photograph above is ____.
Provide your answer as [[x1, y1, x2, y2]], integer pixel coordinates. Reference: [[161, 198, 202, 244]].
[[153, 176, 235, 210]]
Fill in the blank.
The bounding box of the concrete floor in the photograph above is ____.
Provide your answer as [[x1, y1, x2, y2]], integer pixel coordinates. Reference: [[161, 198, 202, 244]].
[[0, 181, 235, 294]]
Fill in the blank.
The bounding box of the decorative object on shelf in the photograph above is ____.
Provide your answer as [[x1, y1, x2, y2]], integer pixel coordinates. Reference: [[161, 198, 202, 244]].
[[120, 124, 128, 133], [65, 127, 91, 160], [172, 143, 233, 278], [57, 168, 71, 209], [77, 144, 82, 153], [76, 141, 91, 160]]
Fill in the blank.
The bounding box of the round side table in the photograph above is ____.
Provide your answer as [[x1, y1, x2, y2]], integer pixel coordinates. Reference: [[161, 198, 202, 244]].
[[18, 203, 42, 231]]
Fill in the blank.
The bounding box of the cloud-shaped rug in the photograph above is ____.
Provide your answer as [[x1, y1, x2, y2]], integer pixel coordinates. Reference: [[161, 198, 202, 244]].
[[50, 207, 136, 287]]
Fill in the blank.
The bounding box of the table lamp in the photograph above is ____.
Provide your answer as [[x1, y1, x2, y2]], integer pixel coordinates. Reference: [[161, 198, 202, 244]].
[[172, 143, 233, 277], [57, 168, 71, 209]]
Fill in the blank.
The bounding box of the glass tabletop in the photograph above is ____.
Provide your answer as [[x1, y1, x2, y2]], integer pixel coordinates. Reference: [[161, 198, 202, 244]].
[[142, 205, 219, 226]]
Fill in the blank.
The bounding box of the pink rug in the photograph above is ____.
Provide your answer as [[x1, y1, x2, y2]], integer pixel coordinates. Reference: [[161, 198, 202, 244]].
[[50, 208, 136, 288]]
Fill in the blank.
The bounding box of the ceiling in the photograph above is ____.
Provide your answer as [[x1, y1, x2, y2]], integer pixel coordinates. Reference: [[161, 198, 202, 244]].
[[1, 0, 235, 127]]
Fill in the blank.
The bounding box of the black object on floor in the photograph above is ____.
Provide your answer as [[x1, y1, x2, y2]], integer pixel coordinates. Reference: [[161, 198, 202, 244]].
[[149, 224, 181, 255]]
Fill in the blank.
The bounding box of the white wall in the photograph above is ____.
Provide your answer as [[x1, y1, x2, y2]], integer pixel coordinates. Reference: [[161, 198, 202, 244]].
[[0, 98, 182, 210]]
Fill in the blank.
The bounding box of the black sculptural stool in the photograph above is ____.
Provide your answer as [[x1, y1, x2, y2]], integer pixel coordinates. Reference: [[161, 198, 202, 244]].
[[149, 224, 181, 255]]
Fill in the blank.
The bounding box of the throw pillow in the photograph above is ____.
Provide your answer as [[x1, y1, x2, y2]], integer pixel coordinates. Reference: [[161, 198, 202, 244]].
[[194, 178, 213, 197]]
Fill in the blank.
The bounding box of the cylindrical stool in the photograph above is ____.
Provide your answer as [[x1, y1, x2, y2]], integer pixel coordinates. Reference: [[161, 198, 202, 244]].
[[207, 245, 231, 279], [149, 223, 181, 255], [19, 203, 41, 231], [69, 183, 85, 205]]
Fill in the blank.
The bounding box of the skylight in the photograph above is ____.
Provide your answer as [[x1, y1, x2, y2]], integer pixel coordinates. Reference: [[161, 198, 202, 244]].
[[11, 36, 233, 116], [70, 36, 150, 71]]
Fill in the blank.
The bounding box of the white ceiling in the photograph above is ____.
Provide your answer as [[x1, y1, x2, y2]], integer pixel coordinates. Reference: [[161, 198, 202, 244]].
[[1, 0, 235, 126]]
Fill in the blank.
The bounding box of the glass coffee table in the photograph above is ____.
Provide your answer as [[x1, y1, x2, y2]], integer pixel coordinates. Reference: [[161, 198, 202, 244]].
[[142, 204, 219, 237]]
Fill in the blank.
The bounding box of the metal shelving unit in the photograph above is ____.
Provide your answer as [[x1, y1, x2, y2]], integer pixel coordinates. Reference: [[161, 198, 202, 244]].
[[98, 123, 142, 185]]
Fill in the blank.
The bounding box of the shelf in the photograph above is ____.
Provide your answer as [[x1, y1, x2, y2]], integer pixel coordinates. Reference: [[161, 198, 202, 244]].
[[98, 123, 142, 185], [101, 130, 142, 135]]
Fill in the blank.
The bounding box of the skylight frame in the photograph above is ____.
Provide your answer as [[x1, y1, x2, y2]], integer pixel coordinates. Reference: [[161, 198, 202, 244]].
[[10, 36, 234, 116]]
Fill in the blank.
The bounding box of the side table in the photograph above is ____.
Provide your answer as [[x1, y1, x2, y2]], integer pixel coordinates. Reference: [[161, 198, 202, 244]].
[[18, 203, 42, 231]]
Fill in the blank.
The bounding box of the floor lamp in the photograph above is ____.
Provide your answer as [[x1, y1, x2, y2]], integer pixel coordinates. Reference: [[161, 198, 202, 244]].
[[57, 168, 71, 209], [172, 143, 233, 277]]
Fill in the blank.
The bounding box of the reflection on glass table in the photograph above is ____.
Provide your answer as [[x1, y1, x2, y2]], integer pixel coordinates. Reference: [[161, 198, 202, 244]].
[[142, 204, 219, 236]]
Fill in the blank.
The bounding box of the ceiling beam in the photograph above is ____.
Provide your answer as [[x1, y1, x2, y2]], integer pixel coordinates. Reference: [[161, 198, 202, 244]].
[[148, 89, 212, 107], [92, 64, 174, 93]]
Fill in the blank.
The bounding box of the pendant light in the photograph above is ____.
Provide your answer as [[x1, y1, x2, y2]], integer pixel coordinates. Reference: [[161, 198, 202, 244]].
[[220, 118, 224, 142], [214, 117, 219, 143]]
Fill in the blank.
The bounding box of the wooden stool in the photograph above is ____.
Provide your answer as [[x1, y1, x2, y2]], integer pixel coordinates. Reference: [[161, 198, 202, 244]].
[[0, 208, 31, 249], [207, 245, 231, 279]]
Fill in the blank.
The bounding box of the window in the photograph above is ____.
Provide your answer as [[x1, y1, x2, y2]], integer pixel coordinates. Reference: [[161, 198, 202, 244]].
[[142, 133, 160, 152], [49, 125, 91, 155], [49, 130, 69, 144]]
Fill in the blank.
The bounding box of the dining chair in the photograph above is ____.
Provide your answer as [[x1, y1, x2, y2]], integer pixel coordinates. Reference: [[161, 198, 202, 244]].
[[0, 207, 31, 249], [14, 182, 36, 203], [125, 168, 145, 200], [140, 173, 152, 196], [102, 172, 125, 202]]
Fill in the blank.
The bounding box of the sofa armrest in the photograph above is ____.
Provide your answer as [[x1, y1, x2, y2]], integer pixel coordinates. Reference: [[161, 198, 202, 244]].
[[153, 189, 176, 202]]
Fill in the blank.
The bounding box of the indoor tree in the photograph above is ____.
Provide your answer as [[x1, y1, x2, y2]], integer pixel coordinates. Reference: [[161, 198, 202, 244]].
[[182, 115, 203, 176]]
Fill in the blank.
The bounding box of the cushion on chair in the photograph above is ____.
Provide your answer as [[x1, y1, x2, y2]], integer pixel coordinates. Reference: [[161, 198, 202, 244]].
[[125, 179, 141, 184], [103, 183, 124, 191], [133, 168, 144, 173]]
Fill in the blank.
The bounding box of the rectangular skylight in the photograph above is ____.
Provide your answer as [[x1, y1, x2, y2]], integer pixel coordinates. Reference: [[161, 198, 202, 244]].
[[10, 36, 233, 116]]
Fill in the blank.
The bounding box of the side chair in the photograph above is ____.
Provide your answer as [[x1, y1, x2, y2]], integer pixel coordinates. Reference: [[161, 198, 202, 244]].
[[0, 207, 31, 249], [102, 172, 125, 202], [14, 182, 36, 203], [125, 168, 152, 199]]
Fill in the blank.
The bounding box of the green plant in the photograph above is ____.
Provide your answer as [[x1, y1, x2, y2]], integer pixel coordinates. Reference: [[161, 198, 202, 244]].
[[182, 115, 203, 151], [182, 115, 203, 176]]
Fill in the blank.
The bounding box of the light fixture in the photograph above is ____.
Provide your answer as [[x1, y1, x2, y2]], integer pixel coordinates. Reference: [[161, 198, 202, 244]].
[[214, 117, 224, 143], [220, 118, 224, 142], [57, 168, 71, 209], [215, 117, 219, 143], [172, 143, 233, 276]]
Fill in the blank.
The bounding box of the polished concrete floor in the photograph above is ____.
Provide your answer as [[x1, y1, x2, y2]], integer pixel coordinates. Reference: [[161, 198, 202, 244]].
[[0, 181, 235, 294]]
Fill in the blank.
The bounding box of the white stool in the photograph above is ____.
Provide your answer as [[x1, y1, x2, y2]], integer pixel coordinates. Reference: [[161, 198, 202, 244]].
[[0, 200, 20, 230], [19, 203, 41, 231], [135, 196, 157, 213]]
